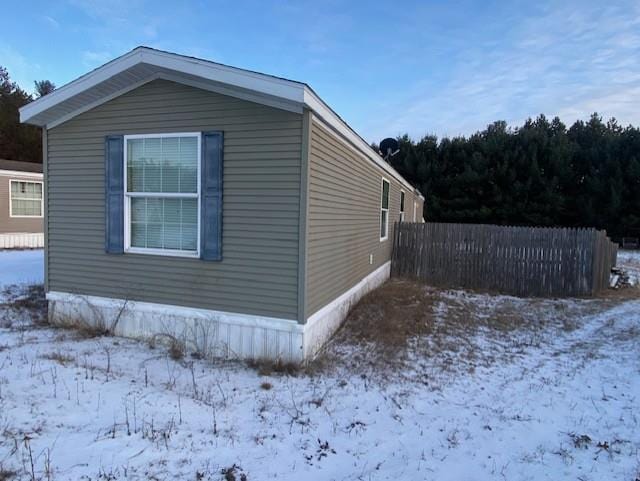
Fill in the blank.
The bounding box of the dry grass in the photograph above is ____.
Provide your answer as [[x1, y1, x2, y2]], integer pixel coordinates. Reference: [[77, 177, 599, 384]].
[[246, 358, 301, 377], [315, 278, 638, 381], [333, 280, 436, 351], [0, 284, 47, 327], [40, 351, 75, 365], [168, 339, 185, 361], [71, 321, 113, 339], [0, 468, 16, 481]]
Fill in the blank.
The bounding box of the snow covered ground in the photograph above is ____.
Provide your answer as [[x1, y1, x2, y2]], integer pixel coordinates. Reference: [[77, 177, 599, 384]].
[[0, 250, 639, 480], [0, 249, 43, 293]]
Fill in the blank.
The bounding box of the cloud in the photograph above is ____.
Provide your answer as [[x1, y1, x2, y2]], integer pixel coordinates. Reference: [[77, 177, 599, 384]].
[[362, 1, 640, 140], [42, 15, 60, 29]]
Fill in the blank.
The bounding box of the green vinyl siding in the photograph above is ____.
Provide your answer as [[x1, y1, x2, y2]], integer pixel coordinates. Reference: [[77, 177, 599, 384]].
[[46, 80, 302, 320], [305, 119, 424, 319]]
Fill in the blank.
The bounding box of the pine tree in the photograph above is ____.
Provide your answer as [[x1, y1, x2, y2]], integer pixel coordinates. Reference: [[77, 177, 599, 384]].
[[0, 66, 41, 162], [34, 80, 56, 97]]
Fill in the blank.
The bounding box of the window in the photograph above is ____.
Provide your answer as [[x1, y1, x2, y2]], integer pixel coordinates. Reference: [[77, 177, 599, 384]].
[[124, 133, 200, 257], [10, 180, 43, 217], [399, 191, 405, 222], [413, 201, 418, 222], [380, 178, 389, 241]]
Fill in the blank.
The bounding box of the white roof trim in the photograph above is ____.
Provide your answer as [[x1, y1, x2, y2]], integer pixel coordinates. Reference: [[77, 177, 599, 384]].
[[305, 92, 423, 197], [20, 46, 422, 198], [0, 169, 43, 179], [20, 47, 305, 124]]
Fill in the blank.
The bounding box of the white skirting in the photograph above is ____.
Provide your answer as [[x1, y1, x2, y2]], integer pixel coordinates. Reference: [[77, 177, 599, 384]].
[[47, 291, 305, 362], [303, 261, 391, 358], [46, 261, 391, 362], [0, 232, 44, 249]]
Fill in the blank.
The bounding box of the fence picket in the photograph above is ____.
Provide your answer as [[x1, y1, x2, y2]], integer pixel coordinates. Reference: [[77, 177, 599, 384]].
[[391, 222, 617, 297]]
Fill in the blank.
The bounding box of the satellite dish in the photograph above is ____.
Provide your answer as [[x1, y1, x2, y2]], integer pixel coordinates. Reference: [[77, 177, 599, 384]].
[[379, 137, 400, 160]]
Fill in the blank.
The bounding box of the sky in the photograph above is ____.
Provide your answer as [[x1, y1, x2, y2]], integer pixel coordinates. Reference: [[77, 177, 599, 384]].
[[2, 0, 640, 142]]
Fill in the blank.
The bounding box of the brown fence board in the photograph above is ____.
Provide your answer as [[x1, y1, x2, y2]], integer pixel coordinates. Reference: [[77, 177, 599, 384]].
[[392, 222, 618, 297]]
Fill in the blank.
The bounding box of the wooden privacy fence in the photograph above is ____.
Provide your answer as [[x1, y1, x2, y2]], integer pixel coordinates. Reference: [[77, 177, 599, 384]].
[[391, 222, 618, 297]]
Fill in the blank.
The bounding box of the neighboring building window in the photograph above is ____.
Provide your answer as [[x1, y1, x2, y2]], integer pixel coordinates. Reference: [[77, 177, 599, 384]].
[[399, 191, 405, 222], [124, 133, 200, 257], [413, 201, 418, 222], [10, 180, 43, 217], [380, 178, 389, 241]]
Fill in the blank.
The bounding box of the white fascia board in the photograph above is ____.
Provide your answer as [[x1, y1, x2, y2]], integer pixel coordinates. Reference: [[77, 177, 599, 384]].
[[304, 88, 424, 199], [20, 49, 143, 124], [20, 47, 306, 125], [0, 169, 43, 179], [45, 72, 303, 130], [46, 75, 161, 129], [139, 49, 306, 103]]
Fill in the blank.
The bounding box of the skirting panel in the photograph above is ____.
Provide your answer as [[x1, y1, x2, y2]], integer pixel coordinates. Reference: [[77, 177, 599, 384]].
[[46, 262, 390, 362], [47, 292, 305, 362], [0, 233, 44, 249]]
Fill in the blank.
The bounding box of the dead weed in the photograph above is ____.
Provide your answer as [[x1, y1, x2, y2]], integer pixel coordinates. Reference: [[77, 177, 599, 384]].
[[246, 358, 301, 377], [0, 284, 47, 327], [40, 351, 75, 365], [315, 278, 631, 380]]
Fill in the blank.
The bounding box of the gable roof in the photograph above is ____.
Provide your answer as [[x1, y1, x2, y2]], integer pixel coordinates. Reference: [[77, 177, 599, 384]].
[[20, 46, 422, 198], [0, 159, 43, 174]]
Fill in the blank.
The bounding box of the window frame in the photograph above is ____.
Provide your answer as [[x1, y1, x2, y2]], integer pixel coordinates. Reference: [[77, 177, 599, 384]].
[[9, 179, 44, 218], [399, 190, 405, 222], [123, 132, 202, 258], [380, 177, 390, 242]]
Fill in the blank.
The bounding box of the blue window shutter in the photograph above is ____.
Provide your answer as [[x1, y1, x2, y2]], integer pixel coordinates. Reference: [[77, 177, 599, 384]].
[[200, 131, 223, 260], [105, 135, 124, 254]]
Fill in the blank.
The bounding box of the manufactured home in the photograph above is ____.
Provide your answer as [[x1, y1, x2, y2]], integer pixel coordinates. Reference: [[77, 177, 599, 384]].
[[20, 47, 424, 361], [0, 159, 44, 249]]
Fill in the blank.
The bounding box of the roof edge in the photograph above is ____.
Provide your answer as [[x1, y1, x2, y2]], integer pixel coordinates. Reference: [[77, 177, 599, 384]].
[[19, 46, 423, 199], [304, 89, 423, 198], [20, 46, 306, 125]]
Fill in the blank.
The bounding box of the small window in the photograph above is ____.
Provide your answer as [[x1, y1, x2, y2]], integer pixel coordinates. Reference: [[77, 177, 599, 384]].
[[413, 201, 418, 222], [10, 180, 43, 217], [399, 191, 405, 222], [124, 133, 200, 257], [380, 178, 389, 241]]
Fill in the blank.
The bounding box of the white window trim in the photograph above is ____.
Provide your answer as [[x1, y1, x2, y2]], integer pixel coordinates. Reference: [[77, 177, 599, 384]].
[[413, 201, 418, 222], [9, 179, 44, 218], [123, 132, 201, 258], [399, 190, 405, 223], [380, 177, 390, 242]]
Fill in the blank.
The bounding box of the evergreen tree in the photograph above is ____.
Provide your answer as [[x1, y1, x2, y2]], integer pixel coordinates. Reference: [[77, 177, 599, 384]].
[[34, 80, 56, 97], [0, 66, 41, 162], [387, 113, 640, 238]]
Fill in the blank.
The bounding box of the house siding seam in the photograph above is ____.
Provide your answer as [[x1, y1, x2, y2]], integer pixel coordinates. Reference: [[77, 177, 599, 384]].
[[0, 173, 44, 234], [304, 118, 423, 319], [47, 79, 303, 320]]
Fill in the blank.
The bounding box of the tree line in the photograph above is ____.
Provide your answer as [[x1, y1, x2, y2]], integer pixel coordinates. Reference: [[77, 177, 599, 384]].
[[0, 66, 54, 162], [381, 115, 640, 239]]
